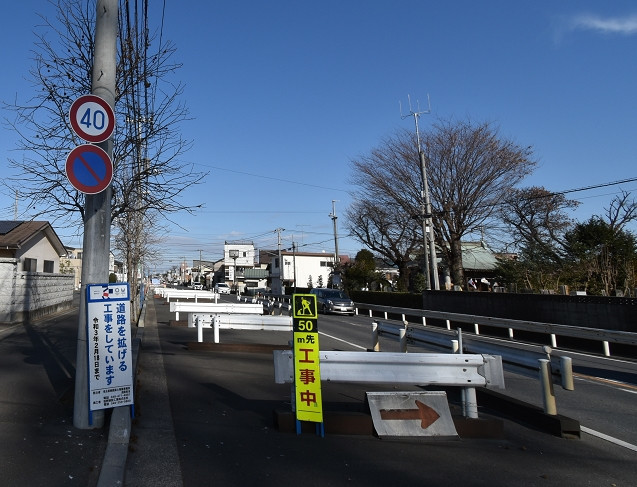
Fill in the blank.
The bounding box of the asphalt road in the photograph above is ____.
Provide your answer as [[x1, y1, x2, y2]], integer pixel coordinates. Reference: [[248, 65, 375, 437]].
[[124, 295, 637, 486]]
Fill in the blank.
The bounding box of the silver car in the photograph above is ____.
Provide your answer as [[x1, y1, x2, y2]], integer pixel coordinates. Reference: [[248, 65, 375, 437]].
[[310, 288, 355, 315]]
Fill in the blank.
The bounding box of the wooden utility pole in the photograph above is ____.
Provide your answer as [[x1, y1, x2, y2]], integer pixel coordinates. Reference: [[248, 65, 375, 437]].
[[73, 0, 118, 429]]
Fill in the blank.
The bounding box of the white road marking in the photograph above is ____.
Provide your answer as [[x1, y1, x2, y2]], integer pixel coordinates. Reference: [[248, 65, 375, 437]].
[[580, 426, 637, 452], [319, 331, 367, 350]]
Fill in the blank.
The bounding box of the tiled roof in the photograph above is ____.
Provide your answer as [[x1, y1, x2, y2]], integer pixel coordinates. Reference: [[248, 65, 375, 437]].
[[0, 220, 66, 255]]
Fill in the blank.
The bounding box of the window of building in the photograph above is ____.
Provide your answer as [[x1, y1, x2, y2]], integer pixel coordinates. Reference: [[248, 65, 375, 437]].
[[23, 258, 37, 272], [43, 260, 54, 273]]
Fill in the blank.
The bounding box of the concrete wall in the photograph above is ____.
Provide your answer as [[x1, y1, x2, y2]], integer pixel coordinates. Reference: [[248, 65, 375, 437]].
[[0, 259, 74, 323], [422, 290, 636, 332]]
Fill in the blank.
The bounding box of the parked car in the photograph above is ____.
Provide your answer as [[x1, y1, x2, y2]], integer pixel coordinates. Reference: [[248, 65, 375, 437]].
[[193, 282, 203, 290], [310, 288, 355, 315], [214, 283, 230, 294]]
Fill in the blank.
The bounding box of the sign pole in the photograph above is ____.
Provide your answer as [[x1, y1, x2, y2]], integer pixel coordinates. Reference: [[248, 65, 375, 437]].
[[73, 0, 118, 429]]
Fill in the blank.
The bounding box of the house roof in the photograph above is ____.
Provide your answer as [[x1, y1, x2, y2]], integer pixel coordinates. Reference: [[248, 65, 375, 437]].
[[0, 221, 67, 256], [244, 268, 269, 279], [461, 242, 498, 271]]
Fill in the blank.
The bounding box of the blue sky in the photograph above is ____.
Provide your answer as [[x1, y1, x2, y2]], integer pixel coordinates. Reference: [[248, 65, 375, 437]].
[[1, 1, 636, 273]]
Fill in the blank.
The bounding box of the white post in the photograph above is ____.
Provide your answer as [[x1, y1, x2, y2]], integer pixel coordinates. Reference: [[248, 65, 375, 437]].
[[508, 328, 514, 339], [539, 359, 557, 415], [464, 388, 478, 419], [603, 341, 610, 357], [197, 318, 203, 343], [560, 356, 575, 391], [372, 322, 380, 351], [213, 316, 220, 344], [399, 328, 407, 353], [551, 334, 557, 348]]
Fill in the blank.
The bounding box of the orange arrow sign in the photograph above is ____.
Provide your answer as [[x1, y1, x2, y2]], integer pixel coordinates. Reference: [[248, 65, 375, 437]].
[[379, 400, 441, 429]]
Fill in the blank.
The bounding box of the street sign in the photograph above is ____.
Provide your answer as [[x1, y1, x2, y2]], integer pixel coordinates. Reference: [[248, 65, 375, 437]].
[[292, 294, 323, 426], [86, 283, 134, 412], [69, 94, 115, 143], [65, 144, 113, 194], [367, 391, 458, 438]]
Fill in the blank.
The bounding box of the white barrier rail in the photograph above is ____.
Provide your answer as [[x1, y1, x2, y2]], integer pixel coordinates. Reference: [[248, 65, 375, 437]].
[[169, 301, 263, 324], [357, 303, 637, 357], [197, 314, 293, 343], [154, 287, 219, 303], [373, 320, 575, 415], [273, 350, 504, 419]]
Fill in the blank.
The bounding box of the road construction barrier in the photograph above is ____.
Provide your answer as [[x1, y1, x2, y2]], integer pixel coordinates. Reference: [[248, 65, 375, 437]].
[[197, 314, 293, 343], [372, 319, 575, 415], [169, 301, 263, 324], [154, 287, 219, 303], [273, 350, 505, 419]]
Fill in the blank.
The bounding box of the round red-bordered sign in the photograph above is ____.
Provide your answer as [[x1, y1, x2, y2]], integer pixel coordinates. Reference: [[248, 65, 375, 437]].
[[65, 144, 113, 194], [69, 94, 115, 143]]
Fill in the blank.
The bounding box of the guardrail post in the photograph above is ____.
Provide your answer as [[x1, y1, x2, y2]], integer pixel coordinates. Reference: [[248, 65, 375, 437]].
[[539, 359, 557, 415], [422, 316, 427, 326], [560, 356, 574, 391], [474, 323, 480, 335], [369, 309, 373, 318], [399, 327, 407, 353], [213, 316, 220, 344], [372, 322, 380, 351], [550, 334, 557, 348], [603, 341, 610, 357], [451, 339, 458, 353], [384, 311, 388, 319], [508, 327, 514, 339], [464, 387, 478, 419], [197, 317, 203, 343], [446, 319, 451, 330]]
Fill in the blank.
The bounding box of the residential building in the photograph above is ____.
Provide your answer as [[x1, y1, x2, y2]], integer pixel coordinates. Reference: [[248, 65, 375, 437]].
[[0, 220, 73, 322]]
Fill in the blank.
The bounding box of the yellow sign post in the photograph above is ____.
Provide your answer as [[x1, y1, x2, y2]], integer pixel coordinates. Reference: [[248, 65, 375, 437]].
[[292, 294, 324, 435]]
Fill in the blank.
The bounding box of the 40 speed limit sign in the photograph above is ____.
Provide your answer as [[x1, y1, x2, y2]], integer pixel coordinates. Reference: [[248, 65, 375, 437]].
[[69, 94, 115, 143]]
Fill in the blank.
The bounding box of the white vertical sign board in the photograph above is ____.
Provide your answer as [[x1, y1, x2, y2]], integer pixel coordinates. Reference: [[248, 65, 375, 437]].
[[86, 283, 134, 411]]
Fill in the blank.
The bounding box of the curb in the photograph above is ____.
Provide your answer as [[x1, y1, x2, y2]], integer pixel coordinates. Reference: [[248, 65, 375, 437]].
[[96, 300, 146, 487]]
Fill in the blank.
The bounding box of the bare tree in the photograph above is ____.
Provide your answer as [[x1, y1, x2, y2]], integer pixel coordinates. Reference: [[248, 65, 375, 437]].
[[345, 198, 421, 291], [3, 0, 205, 232], [348, 118, 536, 288], [604, 190, 637, 232], [498, 187, 579, 260]]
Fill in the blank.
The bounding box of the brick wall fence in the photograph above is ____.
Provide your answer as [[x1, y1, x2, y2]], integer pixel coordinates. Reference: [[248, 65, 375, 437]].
[[0, 258, 75, 323]]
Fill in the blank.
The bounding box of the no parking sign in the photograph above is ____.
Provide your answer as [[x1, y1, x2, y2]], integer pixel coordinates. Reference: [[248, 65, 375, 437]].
[[65, 144, 113, 194]]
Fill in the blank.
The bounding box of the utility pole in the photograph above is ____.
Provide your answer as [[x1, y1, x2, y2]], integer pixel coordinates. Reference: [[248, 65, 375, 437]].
[[401, 95, 440, 290], [73, 0, 117, 429], [273, 228, 284, 295], [329, 200, 339, 287]]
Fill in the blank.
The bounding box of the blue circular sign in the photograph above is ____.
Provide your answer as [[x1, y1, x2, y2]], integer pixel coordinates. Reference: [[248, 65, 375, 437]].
[[65, 144, 113, 194]]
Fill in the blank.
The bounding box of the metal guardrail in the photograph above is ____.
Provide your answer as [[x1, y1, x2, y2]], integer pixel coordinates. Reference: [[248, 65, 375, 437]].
[[357, 302, 637, 357], [169, 301, 263, 323], [197, 314, 293, 343], [154, 287, 219, 303], [372, 320, 575, 415], [273, 350, 505, 419], [274, 350, 504, 388]]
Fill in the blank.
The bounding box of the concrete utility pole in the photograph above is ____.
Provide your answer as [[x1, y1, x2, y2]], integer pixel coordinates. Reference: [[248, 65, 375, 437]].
[[73, 0, 118, 429], [401, 95, 440, 291], [329, 200, 340, 288]]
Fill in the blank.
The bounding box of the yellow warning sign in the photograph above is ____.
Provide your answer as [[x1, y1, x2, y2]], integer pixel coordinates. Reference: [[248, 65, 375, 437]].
[[292, 294, 322, 423], [293, 294, 317, 319]]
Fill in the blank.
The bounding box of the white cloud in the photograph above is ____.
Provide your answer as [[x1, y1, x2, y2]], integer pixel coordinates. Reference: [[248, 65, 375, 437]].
[[570, 13, 637, 35]]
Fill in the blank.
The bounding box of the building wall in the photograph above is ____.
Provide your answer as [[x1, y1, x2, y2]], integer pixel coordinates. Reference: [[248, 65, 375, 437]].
[[15, 232, 62, 273], [0, 259, 74, 323], [282, 253, 335, 288]]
